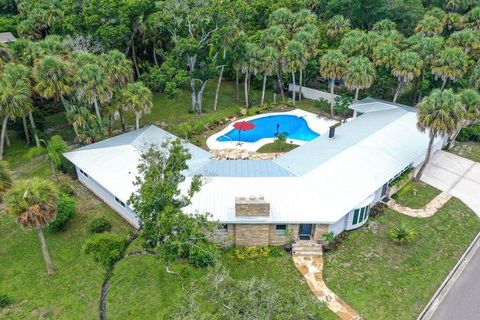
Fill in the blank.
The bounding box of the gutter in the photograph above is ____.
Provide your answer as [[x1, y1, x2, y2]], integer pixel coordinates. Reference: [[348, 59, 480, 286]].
[[417, 232, 480, 320]]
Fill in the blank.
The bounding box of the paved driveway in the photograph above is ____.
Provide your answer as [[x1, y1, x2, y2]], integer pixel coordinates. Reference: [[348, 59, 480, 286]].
[[421, 151, 480, 217]]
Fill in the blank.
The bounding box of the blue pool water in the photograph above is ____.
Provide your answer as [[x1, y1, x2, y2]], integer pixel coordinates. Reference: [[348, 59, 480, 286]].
[[217, 115, 319, 143]]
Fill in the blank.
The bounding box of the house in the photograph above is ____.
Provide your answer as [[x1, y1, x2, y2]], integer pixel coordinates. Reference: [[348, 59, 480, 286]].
[[64, 98, 445, 246], [0, 32, 16, 43]]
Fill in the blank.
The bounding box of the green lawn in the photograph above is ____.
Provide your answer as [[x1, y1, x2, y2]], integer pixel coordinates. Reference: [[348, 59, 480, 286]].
[[323, 199, 480, 320], [256, 141, 299, 153], [392, 181, 442, 209], [449, 141, 480, 163]]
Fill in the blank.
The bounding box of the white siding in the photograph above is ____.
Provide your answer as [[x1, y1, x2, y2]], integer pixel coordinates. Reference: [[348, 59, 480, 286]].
[[76, 167, 140, 228], [328, 215, 347, 234]]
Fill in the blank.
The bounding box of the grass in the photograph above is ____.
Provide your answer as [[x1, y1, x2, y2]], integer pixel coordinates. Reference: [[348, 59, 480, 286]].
[[449, 141, 480, 163], [323, 199, 480, 320], [256, 141, 299, 153], [392, 181, 442, 209]]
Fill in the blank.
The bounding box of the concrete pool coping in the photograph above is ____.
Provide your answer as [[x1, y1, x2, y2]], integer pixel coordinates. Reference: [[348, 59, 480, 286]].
[[206, 109, 337, 152]]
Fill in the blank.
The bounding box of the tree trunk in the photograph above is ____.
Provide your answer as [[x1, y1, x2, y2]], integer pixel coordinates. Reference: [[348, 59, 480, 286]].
[[22, 116, 31, 144], [190, 78, 197, 113], [5, 130, 10, 147], [119, 109, 126, 132], [35, 227, 54, 276], [50, 160, 58, 180], [72, 123, 79, 138], [235, 70, 240, 101], [299, 69, 303, 101], [0, 116, 9, 160], [244, 71, 249, 108], [355, 88, 359, 101], [135, 112, 140, 130], [197, 80, 208, 113], [393, 80, 403, 103], [152, 44, 159, 67], [214, 65, 225, 111], [291, 72, 296, 106], [448, 122, 464, 149], [277, 68, 285, 100], [109, 114, 113, 136], [28, 112, 40, 147], [441, 78, 447, 91], [261, 74, 267, 105], [131, 38, 140, 78], [330, 79, 335, 118], [415, 135, 435, 182], [93, 95, 102, 123]]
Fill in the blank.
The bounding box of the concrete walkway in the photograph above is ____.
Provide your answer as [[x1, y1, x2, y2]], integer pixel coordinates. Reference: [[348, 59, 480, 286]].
[[387, 192, 452, 218], [420, 151, 480, 217], [293, 254, 362, 320]]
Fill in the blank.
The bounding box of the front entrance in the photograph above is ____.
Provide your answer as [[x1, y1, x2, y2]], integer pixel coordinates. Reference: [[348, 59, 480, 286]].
[[299, 224, 313, 240]]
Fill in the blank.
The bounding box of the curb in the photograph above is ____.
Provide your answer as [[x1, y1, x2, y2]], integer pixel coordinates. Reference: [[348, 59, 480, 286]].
[[417, 232, 480, 320]]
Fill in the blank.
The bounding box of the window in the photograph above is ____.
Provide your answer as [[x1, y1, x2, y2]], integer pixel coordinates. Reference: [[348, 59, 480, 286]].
[[79, 169, 89, 178], [219, 224, 228, 231], [114, 196, 126, 208], [352, 206, 370, 226], [276, 224, 287, 234]]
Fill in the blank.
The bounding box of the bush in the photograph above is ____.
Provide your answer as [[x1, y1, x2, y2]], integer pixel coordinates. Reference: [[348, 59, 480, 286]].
[[233, 246, 280, 260], [89, 217, 112, 234], [47, 194, 76, 232], [268, 246, 284, 257], [388, 223, 416, 245], [457, 123, 480, 142], [369, 203, 387, 217], [83, 233, 126, 271], [315, 98, 330, 113], [59, 182, 74, 196], [0, 293, 10, 309], [188, 241, 219, 268]]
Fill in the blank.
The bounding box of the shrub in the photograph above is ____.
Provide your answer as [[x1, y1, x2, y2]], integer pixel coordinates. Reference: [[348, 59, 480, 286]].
[[388, 223, 416, 245], [188, 241, 219, 268], [457, 123, 480, 142], [233, 246, 271, 260], [59, 182, 74, 196], [47, 194, 76, 232], [315, 98, 330, 113], [369, 203, 387, 217], [0, 293, 10, 309], [83, 233, 126, 271], [89, 217, 112, 234], [268, 246, 284, 257]]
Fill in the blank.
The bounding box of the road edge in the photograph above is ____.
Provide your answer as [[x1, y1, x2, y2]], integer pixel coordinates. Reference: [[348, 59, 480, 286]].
[[417, 232, 480, 320]]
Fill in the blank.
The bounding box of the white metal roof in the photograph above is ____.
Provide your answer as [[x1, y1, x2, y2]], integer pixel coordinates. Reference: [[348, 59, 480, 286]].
[[64, 99, 436, 224]]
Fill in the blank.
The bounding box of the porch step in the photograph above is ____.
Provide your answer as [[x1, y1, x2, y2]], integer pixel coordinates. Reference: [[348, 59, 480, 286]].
[[292, 240, 323, 256]]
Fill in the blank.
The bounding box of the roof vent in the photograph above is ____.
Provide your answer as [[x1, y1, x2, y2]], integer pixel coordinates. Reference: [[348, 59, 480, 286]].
[[329, 126, 336, 138]]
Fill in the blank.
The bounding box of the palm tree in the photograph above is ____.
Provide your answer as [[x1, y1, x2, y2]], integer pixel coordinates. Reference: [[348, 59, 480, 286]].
[[75, 63, 112, 123], [65, 103, 96, 139], [344, 56, 376, 101], [33, 55, 73, 109], [0, 160, 12, 199], [372, 43, 399, 69], [339, 30, 368, 57], [391, 51, 423, 103], [415, 15, 444, 36], [447, 30, 480, 60], [0, 64, 35, 159], [283, 40, 306, 106], [239, 42, 260, 108], [431, 47, 470, 90], [258, 46, 278, 105], [0, 43, 13, 69], [372, 19, 397, 33], [449, 89, 480, 147], [102, 50, 133, 88], [471, 63, 480, 89], [415, 89, 463, 181], [389, 223, 416, 245], [463, 7, 480, 30], [27, 135, 69, 180], [5, 178, 58, 275], [120, 82, 153, 130], [319, 49, 346, 117], [326, 15, 351, 39]]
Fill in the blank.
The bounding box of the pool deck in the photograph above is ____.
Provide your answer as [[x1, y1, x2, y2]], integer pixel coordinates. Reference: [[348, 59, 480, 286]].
[[206, 109, 337, 152]]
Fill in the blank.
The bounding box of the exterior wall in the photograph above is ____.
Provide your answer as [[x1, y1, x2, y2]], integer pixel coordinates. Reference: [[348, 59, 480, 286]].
[[76, 167, 139, 228], [235, 224, 270, 247], [313, 224, 329, 241], [329, 215, 347, 235]]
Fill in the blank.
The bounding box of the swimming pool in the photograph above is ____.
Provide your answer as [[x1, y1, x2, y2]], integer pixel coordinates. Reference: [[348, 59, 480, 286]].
[[217, 114, 319, 143]]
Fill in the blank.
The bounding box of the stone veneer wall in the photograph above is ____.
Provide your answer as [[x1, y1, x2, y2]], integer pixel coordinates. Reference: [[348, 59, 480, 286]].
[[235, 197, 270, 217], [235, 224, 270, 247]]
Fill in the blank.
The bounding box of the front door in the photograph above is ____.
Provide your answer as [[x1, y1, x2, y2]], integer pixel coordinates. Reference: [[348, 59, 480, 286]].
[[299, 224, 313, 240]]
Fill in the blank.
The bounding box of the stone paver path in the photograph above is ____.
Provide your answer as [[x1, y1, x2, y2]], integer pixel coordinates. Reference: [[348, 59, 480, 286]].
[[387, 191, 452, 218], [293, 255, 362, 320]]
